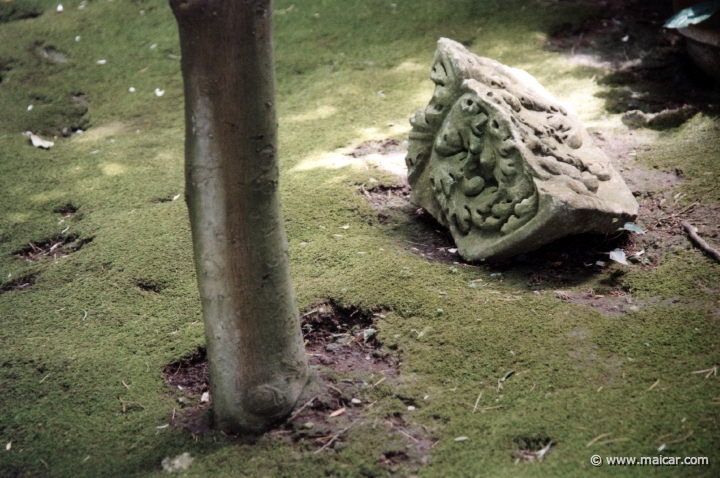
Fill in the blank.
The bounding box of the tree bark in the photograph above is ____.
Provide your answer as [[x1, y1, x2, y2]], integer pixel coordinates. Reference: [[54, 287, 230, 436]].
[[170, 0, 307, 434]]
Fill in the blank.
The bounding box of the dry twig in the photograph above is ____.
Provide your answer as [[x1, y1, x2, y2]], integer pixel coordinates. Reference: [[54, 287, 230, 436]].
[[586, 432, 612, 447], [472, 392, 483, 413], [314, 419, 359, 454], [666, 430, 694, 445], [288, 397, 316, 421], [682, 221, 720, 263]]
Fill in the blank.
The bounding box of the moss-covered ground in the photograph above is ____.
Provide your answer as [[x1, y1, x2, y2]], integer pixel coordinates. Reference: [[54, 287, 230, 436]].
[[1, 0, 719, 476]]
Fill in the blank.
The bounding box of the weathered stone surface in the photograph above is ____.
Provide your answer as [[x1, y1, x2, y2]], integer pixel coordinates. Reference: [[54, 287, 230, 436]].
[[406, 38, 639, 260]]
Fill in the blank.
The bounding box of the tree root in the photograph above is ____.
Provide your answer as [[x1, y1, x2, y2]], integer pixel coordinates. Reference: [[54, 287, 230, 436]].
[[681, 221, 720, 263]]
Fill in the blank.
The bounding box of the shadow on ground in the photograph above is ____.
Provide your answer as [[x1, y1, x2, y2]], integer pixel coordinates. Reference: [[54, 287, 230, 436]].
[[547, 0, 720, 126]]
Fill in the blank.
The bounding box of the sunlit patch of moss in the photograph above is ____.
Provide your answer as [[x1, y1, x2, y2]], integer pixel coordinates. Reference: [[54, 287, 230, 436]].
[[632, 114, 720, 203]]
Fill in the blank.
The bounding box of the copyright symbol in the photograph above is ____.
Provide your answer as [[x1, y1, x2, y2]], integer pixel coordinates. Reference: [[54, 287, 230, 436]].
[[590, 455, 602, 467]]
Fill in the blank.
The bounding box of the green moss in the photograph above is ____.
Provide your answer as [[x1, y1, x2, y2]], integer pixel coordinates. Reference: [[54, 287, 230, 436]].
[[0, 0, 718, 476], [634, 114, 720, 203]]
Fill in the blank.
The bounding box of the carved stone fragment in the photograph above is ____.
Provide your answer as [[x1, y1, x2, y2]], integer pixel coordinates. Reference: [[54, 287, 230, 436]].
[[406, 38, 639, 260]]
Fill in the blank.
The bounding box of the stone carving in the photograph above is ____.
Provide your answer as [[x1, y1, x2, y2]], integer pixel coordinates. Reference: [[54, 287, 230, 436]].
[[406, 38, 639, 260]]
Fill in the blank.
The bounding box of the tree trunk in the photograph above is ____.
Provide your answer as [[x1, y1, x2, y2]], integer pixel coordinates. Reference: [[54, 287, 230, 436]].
[[170, 0, 308, 434]]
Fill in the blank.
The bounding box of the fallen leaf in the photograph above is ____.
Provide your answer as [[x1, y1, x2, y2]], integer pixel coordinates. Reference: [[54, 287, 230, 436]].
[[27, 132, 54, 149], [536, 441, 553, 460], [619, 222, 645, 234], [161, 452, 193, 473], [665, 2, 720, 29], [609, 248, 628, 265]]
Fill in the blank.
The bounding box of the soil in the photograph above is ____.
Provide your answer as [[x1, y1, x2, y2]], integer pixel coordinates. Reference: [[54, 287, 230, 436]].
[[552, 287, 651, 317], [163, 350, 209, 398], [162, 302, 437, 471], [350, 139, 406, 158], [0, 274, 36, 296], [12, 234, 92, 263]]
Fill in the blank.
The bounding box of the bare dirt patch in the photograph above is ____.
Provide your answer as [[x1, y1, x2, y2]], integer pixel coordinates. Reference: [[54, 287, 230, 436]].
[[162, 303, 436, 468], [589, 130, 683, 197], [554, 288, 653, 317], [350, 141, 495, 265], [0, 4, 43, 24], [301, 302, 398, 377], [0, 274, 36, 296], [135, 278, 166, 295], [152, 195, 181, 204], [350, 139, 406, 158], [33, 43, 67, 64], [52, 203, 78, 217], [0, 57, 13, 85], [362, 182, 413, 217], [13, 234, 93, 263], [162, 349, 212, 436], [360, 181, 463, 264], [164, 348, 209, 397], [512, 435, 554, 465], [375, 412, 436, 471]]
